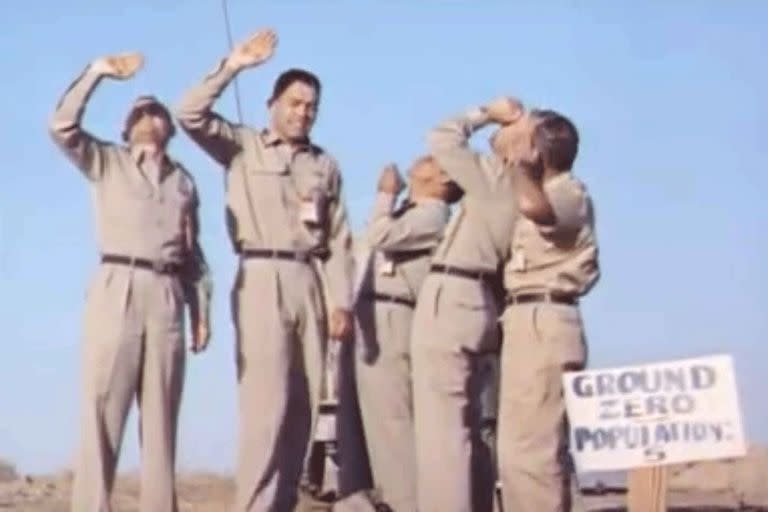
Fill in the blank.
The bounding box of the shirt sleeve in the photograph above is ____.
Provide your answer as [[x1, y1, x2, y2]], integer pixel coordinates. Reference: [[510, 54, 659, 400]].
[[538, 177, 590, 240], [175, 59, 244, 167], [322, 163, 355, 311], [180, 184, 213, 329], [427, 107, 495, 196], [365, 194, 448, 252], [48, 64, 114, 180]]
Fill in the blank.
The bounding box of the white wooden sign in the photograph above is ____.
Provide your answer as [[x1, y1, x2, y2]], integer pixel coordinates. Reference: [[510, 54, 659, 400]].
[[563, 354, 746, 472]]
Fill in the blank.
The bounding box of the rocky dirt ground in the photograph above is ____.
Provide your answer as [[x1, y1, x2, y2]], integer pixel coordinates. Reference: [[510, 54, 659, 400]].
[[0, 471, 337, 512], [1, 473, 766, 511], [2, 446, 768, 511]]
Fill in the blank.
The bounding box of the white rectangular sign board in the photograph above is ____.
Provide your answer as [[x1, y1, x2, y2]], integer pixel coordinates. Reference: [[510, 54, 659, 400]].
[[563, 354, 746, 472]]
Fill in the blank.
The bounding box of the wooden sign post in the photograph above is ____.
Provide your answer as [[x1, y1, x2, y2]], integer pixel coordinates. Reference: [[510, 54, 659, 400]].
[[627, 465, 668, 512]]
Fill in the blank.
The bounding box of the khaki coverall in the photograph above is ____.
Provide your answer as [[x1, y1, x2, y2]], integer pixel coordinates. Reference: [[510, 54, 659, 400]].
[[498, 171, 599, 512], [412, 108, 518, 512], [49, 66, 212, 512], [350, 193, 450, 511], [175, 59, 354, 512]]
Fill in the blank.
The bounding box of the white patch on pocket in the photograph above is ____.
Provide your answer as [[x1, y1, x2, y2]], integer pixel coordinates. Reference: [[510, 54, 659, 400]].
[[377, 258, 395, 276], [510, 249, 526, 271]]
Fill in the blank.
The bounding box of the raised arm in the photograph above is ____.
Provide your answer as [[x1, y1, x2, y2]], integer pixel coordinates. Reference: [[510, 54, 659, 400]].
[[428, 97, 523, 196], [48, 53, 143, 180], [366, 195, 448, 252], [175, 29, 277, 167], [365, 164, 447, 252]]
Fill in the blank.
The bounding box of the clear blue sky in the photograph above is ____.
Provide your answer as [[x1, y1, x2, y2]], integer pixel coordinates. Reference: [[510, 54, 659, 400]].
[[0, 1, 765, 474]]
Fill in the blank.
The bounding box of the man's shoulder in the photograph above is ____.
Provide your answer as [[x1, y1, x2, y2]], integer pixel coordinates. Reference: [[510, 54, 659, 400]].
[[414, 198, 450, 219], [310, 142, 338, 166], [167, 156, 199, 198], [309, 145, 342, 184], [548, 171, 590, 198]]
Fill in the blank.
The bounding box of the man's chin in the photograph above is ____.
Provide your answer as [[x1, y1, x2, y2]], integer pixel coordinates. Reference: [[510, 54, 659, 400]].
[[284, 125, 311, 140]]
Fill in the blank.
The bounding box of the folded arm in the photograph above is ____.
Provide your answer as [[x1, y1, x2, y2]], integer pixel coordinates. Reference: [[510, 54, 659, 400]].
[[366, 193, 447, 252]]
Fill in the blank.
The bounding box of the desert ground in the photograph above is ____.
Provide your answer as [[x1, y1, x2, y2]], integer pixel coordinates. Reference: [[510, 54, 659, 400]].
[[2, 445, 767, 511]]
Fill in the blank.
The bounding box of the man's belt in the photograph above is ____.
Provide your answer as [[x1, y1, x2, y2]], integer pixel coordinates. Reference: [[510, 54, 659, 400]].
[[359, 292, 416, 308], [101, 254, 181, 275], [429, 263, 496, 282], [384, 248, 433, 264], [238, 248, 330, 263], [505, 292, 578, 306]]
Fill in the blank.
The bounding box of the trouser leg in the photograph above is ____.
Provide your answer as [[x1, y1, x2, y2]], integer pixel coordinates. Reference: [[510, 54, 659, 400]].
[[233, 262, 326, 512], [411, 286, 493, 512], [137, 276, 186, 512], [70, 268, 142, 512], [498, 304, 586, 512], [356, 304, 416, 511]]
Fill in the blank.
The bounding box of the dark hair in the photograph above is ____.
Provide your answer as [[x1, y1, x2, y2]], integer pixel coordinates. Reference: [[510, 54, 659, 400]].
[[443, 181, 465, 204], [531, 109, 579, 171], [268, 68, 321, 105], [121, 97, 175, 142]]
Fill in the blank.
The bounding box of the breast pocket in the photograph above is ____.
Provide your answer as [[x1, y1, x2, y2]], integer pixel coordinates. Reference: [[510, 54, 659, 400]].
[[510, 217, 542, 272], [238, 156, 291, 201], [100, 173, 155, 235], [292, 166, 332, 227]]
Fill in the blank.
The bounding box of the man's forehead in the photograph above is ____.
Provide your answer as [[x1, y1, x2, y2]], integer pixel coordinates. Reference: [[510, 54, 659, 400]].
[[410, 157, 445, 179], [279, 81, 317, 101]]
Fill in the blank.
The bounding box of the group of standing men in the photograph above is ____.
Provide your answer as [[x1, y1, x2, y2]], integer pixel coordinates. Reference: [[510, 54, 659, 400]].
[[48, 27, 599, 512]]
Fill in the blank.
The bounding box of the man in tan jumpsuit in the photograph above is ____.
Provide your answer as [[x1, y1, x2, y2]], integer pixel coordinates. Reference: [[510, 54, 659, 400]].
[[498, 110, 599, 512], [175, 29, 354, 512], [411, 97, 525, 512], [347, 158, 459, 511], [48, 53, 212, 512]]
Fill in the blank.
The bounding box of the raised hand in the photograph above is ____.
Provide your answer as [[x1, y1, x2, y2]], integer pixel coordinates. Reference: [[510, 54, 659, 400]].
[[225, 29, 278, 71], [485, 96, 524, 125], [377, 163, 406, 195], [90, 52, 144, 80]]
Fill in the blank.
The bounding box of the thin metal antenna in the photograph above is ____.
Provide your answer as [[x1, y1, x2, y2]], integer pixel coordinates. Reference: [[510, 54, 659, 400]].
[[221, 0, 244, 124]]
